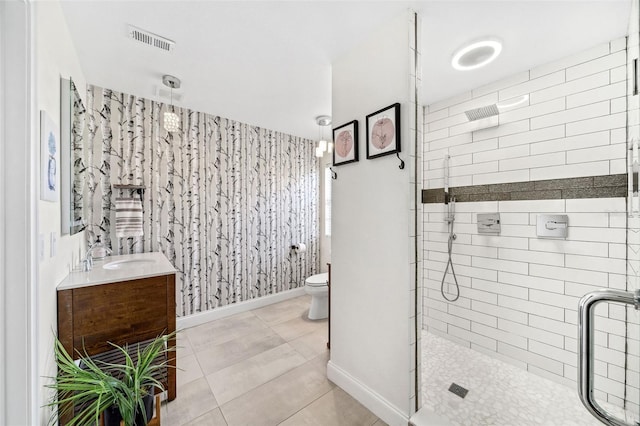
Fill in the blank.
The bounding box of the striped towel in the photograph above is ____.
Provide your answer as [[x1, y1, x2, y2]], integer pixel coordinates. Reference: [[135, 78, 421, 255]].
[[115, 198, 143, 238]]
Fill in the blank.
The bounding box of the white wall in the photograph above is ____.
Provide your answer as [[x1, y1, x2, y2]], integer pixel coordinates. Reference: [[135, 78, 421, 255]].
[[1, 1, 37, 424], [34, 1, 86, 423], [422, 38, 638, 411], [1, 5, 5, 419], [328, 11, 416, 425]]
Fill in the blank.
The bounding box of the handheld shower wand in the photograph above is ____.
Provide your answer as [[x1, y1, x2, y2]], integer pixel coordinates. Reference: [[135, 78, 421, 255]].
[[441, 155, 460, 302]]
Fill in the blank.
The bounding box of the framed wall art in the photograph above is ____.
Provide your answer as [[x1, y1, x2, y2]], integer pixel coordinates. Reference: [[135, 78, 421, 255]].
[[366, 103, 401, 160], [40, 110, 59, 202], [332, 120, 359, 166]]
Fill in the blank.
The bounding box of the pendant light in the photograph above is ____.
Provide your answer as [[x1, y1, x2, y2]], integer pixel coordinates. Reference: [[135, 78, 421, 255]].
[[162, 74, 181, 132], [315, 115, 331, 157]]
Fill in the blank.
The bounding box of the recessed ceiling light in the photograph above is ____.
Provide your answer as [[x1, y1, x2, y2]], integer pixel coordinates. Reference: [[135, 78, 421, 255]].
[[451, 40, 502, 71]]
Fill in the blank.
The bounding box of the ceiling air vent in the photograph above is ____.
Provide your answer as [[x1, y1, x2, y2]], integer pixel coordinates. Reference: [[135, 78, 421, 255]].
[[128, 25, 175, 52]]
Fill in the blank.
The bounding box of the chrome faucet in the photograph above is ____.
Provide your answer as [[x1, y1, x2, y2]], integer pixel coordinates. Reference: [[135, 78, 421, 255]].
[[82, 250, 93, 272], [82, 239, 112, 272]]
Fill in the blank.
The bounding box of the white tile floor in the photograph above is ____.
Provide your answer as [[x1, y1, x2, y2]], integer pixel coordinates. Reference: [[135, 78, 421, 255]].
[[420, 331, 633, 426], [161, 295, 385, 426]]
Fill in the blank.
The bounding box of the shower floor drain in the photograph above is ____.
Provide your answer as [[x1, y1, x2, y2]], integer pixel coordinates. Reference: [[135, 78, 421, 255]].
[[448, 382, 469, 399]]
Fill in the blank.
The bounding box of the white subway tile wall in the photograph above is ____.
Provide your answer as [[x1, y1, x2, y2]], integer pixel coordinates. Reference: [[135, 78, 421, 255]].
[[424, 39, 627, 190], [423, 37, 640, 414]]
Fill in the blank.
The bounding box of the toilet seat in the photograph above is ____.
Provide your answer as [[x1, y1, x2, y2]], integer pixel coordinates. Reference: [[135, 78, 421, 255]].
[[305, 272, 328, 287]]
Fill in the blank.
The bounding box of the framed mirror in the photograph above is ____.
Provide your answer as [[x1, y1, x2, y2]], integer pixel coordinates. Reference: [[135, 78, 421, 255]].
[[60, 77, 86, 235]]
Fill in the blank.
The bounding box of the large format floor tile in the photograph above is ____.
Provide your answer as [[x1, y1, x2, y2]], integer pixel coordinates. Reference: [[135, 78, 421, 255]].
[[253, 296, 310, 326], [207, 343, 307, 405], [271, 314, 327, 342], [289, 327, 329, 360], [195, 329, 286, 375], [176, 353, 204, 388], [176, 330, 194, 359], [279, 387, 379, 426], [164, 295, 383, 426], [163, 377, 219, 426], [186, 311, 269, 351], [219, 354, 335, 426], [183, 408, 228, 426]]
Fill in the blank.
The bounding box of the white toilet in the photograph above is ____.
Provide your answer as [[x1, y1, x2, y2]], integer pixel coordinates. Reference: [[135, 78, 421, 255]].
[[304, 272, 329, 320]]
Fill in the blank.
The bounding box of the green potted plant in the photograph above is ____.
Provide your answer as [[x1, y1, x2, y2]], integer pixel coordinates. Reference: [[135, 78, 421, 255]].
[[45, 333, 175, 426]]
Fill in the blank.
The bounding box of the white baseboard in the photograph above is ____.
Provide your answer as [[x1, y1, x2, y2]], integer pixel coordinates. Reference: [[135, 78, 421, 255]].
[[177, 287, 306, 330], [409, 408, 453, 426], [327, 361, 409, 426]]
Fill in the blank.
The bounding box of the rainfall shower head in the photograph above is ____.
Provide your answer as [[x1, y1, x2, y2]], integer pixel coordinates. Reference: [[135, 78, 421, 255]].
[[464, 104, 499, 121]]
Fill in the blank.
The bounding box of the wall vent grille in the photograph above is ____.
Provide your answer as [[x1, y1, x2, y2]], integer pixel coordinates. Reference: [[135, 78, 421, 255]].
[[128, 25, 175, 52]]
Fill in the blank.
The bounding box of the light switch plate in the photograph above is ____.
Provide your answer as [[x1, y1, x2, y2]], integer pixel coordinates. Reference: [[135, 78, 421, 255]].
[[50, 232, 57, 257], [39, 233, 45, 262]]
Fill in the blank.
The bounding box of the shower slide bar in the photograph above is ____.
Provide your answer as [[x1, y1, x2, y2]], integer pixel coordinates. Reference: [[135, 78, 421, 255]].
[[578, 289, 640, 426], [629, 138, 640, 217]]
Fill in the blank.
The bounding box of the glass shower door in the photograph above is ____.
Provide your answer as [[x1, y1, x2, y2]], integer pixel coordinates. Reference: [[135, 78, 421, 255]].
[[578, 290, 640, 425], [579, 4, 640, 423], [418, 1, 640, 425]]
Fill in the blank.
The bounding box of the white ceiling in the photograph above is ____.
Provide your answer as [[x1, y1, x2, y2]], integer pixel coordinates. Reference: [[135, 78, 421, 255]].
[[60, 1, 631, 140]]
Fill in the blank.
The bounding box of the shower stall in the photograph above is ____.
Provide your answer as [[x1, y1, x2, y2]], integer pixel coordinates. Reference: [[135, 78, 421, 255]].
[[419, 1, 640, 424]]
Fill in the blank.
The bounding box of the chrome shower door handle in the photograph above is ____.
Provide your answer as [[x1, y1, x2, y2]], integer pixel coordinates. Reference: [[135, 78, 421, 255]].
[[578, 289, 640, 426]]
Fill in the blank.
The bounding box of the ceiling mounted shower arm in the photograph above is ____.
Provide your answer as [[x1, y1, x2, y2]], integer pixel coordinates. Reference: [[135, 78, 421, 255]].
[[464, 104, 499, 121]]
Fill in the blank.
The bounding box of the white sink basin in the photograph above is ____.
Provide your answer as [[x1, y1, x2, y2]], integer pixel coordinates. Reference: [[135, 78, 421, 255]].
[[59, 252, 177, 290], [102, 259, 156, 270]]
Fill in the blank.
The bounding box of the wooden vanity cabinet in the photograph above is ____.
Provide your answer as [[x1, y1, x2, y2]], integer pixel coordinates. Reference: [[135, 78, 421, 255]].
[[57, 274, 176, 424]]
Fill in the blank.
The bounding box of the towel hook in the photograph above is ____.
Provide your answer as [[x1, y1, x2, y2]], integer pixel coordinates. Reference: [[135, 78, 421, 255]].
[[396, 152, 405, 170], [329, 166, 337, 180]]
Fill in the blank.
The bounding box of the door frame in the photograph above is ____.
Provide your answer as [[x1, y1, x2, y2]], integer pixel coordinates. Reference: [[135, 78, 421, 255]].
[[1, 0, 39, 424]]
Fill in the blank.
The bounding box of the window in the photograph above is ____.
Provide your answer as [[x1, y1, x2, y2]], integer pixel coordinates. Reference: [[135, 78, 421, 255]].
[[324, 165, 332, 237]]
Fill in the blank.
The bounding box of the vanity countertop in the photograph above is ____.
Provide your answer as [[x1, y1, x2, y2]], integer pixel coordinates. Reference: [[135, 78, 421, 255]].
[[57, 252, 176, 290]]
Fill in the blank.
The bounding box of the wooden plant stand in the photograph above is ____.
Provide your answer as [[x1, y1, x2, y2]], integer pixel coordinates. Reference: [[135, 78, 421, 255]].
[[98, 394, 161, 426]]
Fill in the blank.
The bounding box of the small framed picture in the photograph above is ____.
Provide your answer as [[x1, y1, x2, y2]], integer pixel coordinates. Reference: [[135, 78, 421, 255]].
[[332, 120, 359, 166], [366, 103, 401, 159], [40, 110, 59, 202]]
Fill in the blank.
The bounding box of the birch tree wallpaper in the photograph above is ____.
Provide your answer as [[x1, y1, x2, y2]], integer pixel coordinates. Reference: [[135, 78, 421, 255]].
[[81, 85, 319, 317]]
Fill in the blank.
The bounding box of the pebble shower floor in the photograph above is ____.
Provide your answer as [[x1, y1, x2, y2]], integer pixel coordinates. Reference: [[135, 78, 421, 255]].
[[420, 331, 636, 425]]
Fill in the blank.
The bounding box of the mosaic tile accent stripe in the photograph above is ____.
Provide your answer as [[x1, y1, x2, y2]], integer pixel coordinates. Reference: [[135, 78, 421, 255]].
[[421, 174, 627, 204]]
